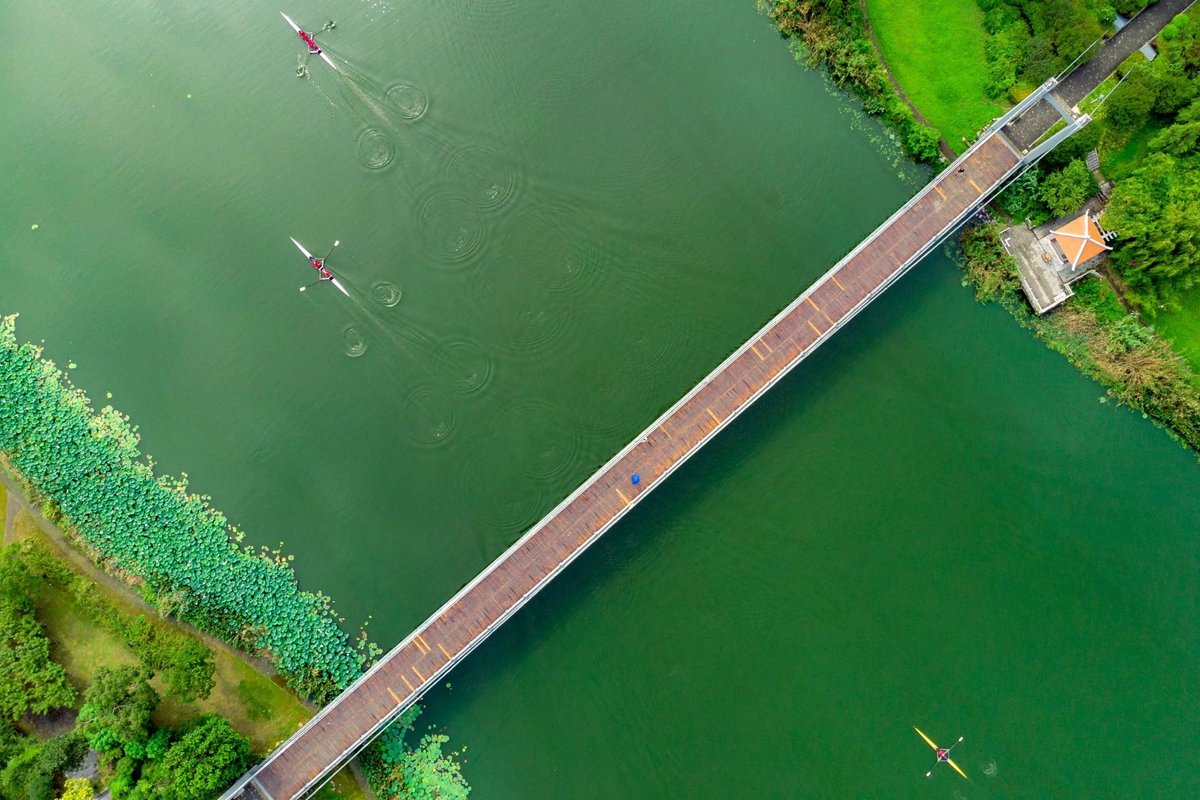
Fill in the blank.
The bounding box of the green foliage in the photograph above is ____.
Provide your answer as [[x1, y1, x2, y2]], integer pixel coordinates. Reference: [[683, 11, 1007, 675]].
[[105, 756, 138, 800], [1072, 276, 1127, 324], [133, 715, 250, 800], [0, 732, 86, 800], [767, 0, 943, 162], [378, 734, 470, 800], [958, 218, 1200, 451], [960, 223, 1021, 301], [0, 315, 367, 702], [1039, 159, 1099, 216], [1149, 100, 1200, 157], [17, 540, 215, 703], [977, 0, 1109, 92], [56, 778, 93, 800], [1103, 70, 1157, 133], [1102, 153, 1200, 307], [1041, 119, 1101, 169], [997, 167, 1052, 224], [77, 665, 159, 753], [0, 546, 76, 721]]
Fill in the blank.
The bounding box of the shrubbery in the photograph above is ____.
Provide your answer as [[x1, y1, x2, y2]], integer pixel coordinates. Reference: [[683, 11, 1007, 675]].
[[766, 0, 943, 163]]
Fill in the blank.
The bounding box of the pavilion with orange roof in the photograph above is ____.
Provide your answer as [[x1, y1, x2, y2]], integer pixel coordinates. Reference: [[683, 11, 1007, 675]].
[[1048, 210, 1111, 271]]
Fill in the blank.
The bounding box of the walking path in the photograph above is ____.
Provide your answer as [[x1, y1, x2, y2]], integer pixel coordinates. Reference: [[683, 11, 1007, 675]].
[[1004, 0, 1197, 150]]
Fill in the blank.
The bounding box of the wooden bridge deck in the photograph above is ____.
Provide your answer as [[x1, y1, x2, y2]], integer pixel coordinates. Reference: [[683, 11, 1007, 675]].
[[236, 131, 1023, 800]]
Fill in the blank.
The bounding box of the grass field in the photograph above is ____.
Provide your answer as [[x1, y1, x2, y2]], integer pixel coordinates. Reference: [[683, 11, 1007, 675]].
[[11, 509, 366, 800], [1155, 285, 1200, 374], [864, 0, 1003, 151]]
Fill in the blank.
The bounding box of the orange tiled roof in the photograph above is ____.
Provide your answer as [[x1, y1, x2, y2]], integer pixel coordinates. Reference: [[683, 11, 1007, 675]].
[[1052, 212, 1110, 268]]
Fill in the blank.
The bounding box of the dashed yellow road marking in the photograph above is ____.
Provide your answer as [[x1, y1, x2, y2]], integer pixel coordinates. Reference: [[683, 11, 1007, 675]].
[[616, 487, 630, 504], [412, 665, 426, 682], [807, 296, 834, 325], [401, 675, 415, 692], [934, 185, 947, 200], [969, 179, 984, 195], [831, 275, 845, 291], [807, 320, 822, 336], [707, 407, 721, 425], [416, 634, 431, 653], [438, 643, 452, 659], [750, 344, 764, 360], [387, 687, 402, 703]]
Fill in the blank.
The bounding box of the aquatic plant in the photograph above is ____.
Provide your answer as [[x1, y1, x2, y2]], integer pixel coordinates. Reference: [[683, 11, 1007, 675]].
[[0, 314, 365, 701]]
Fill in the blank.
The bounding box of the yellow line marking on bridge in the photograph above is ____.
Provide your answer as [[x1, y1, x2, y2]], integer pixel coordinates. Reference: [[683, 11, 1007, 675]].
[[759, 338, 773, 353], [401, 675, 415, 692], [387, 687, 402, 703], [416, 634, 431, 653], [750, 344, 764, 360], [807, 320, 822, 336], [707, 407, 721, 425], [934, 185, 947, 199], [438, 643, 452, 659], [969, 178, 984, 195], [616, 487, 630, 505], [831, 275, 845, 291], [412, 665, 426, 682], [807, 296, 834, 325]]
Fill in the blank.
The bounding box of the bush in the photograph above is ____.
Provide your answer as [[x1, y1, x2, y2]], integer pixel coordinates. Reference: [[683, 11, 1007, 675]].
[[1160, 23, 1179, 41], [58, 778, 94, 800], [1104, 70, 1157, 132], [0, 732, 86, 800], [134, 715, 251, 800], [1039, 159, 1099, 217]]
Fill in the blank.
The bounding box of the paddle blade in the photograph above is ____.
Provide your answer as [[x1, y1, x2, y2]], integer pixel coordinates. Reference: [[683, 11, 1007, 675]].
[[948, 758, 969, 781]]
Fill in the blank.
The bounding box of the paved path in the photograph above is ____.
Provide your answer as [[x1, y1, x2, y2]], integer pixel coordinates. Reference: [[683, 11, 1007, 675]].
[[1005, 0, 1198, 150]]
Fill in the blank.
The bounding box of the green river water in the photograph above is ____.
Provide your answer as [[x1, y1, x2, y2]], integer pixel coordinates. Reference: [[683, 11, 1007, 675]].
[[3, 0, 1198, 797]]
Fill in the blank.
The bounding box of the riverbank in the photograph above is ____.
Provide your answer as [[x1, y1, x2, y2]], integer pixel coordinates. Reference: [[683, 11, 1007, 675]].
[[0, 314, 469, 798], [1, 468, 368, 799], [845, 1, 1200, 453]]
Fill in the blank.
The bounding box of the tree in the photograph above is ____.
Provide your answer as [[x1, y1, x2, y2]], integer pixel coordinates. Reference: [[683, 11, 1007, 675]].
[[1039, 159, 1099, 217], [1102, 153, 1200, 306], [135, 715, 250, 800], [0, 546, 76, 721], [77, 666, 159, 753], [1103, 70, 1158, 133], [58, 778, 94, 800], [0, 732, 86, 800]]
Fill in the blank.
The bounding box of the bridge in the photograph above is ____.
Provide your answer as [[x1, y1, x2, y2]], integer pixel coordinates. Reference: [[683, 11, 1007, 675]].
[[219, 17, 1181, 792]]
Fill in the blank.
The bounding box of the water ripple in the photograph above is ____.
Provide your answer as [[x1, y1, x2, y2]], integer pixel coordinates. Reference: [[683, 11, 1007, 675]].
[[357, 128, 396, 171], [417, 192, 485, 266], [443, 145, 519, 210], [433, 339, 494, 396], [385, 84, 428, 121]]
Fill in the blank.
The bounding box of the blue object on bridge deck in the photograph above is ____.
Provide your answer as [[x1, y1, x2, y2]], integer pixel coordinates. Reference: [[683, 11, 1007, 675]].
[[631, 474, 640, 485]]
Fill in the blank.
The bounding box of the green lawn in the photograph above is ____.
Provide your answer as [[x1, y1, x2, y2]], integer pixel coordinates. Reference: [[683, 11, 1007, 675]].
[[1155, 284, 1200, 374], [12, 509, 366, 800], [864, 0, 1003, 151]]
